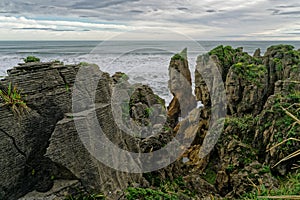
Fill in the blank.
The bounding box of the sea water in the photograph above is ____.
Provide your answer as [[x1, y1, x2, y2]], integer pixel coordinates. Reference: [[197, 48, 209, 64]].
[[0, 40, 299, 104]]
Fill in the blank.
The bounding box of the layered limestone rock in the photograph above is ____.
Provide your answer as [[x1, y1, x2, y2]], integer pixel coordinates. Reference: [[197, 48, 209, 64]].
[[167, 48, 197, 128], [0, 62, 147, 200], [0, 61, 78, 200], [191, 44, 300, 198], [1, 44, 299, 199]]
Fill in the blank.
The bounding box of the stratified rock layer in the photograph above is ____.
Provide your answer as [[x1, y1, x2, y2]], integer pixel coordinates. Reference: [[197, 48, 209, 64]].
[[0, 62, 147, 200], [191, 44, 300, 198], [167, 48, 197, 128]]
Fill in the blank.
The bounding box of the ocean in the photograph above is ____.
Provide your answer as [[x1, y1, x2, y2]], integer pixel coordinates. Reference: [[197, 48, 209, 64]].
[[0, 40, 299, 104]]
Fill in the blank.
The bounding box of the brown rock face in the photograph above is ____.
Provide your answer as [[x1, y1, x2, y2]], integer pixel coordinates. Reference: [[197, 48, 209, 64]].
[[167, 48, 197, 127]]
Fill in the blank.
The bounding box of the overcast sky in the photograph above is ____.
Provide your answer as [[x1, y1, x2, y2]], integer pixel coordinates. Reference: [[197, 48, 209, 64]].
[[0, 0, 299, 40]]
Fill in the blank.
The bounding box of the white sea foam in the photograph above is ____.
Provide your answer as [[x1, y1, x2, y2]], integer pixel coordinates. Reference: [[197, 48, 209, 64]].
[[0, 52, 197, 104], [1, 40, 299, 104]]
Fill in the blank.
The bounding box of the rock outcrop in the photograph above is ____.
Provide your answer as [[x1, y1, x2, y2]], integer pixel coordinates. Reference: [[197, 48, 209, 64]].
[[0, 44, 299, 200], [0, 62, 148, 200], [167, 48, 197, 128], [0, 62, 77, 200], [190, 44, 300, 198]]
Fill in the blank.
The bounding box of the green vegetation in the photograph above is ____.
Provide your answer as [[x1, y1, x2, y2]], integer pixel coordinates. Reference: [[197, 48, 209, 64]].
[[121, 100, 130, 120], [23, 56, 40, 63], [121, 73, 129, 81], [155, 94, 166, 108], [0, 82, 28, 115], [203, 167, 217, 184], [65, 84, 70, 92], [270, 91, 300, 150], [52, 60, 64, 65], [232, 63, 267, 84], [224, 114, 256, 132], [267, 44, 295, 52], [208, 45, 235, 67], [144, 107, 153, 118], [273, 58, 283, 71], [259, 165, 271, 174], [79, 62, 91, 66], [171, 53, 185, 61], [163, 125, 172, 132], [226, 164, 235, 173], [242, 171, 300, 199], [65, 190, 105, 200], [126, 187, 177, 200], [224, 114, 258, 144], [126, 177, 194, 200]]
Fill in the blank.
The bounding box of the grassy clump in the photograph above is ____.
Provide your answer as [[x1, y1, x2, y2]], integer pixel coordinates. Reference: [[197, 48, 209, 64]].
[[171, 53, 185, 61], [126, 177, 194, 200], [203, 167, 217, 185], [0, 82, 28, 115], [126, 187, 177, 200], [23, 56, 40, 63], [224, 114, 258, 143], [231, 63, 267, 84], [209, 45, 236, 66], [269, 91, 300, 149], [242, 171, 300, 199], [79, 62, 90, 66]]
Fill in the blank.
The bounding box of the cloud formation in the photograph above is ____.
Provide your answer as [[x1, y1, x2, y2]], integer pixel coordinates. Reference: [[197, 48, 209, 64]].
[[0, 0, 299, 40]]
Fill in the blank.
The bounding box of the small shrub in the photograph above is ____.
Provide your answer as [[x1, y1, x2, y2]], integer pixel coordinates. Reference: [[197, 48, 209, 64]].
[[79, 62, 90, 66], [23, 56, 40, 63], [0, 83, 28, 115], [125, 177, 194, 200], [242, 171, 300, 199], [171, 53, 185, 61]]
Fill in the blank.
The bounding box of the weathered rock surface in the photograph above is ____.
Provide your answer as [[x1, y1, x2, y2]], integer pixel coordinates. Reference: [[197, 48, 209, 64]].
[[0, 62, 78, 200], [0, 62, 148, 200], [167, 48, 197, 128], [190, 44, 300, 198], [18, 180, 81, 200], [1, 44, 299, 200]]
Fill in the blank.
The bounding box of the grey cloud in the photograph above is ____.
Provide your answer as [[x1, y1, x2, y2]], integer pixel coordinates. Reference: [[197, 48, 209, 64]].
[[12, 28, 78, 31], [286, 32, 300, 35], [177, 7, 188, 11], [71, 0, 139, 9], [130, 10, 143, 14], [1, 0, 300, 40], [222, 35, 246, 38], [206, 9, 216, 13], [276, 5, 300, 8], [267, 9, 280, 15], [278, 11, 300, 15], [0, 11, 19, 14]]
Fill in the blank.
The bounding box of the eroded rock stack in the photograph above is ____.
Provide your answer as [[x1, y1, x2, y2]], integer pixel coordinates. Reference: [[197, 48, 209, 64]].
[[190, 44, 300, 198], [0, 44, 299, 200], [167, 48, 197, 128]]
